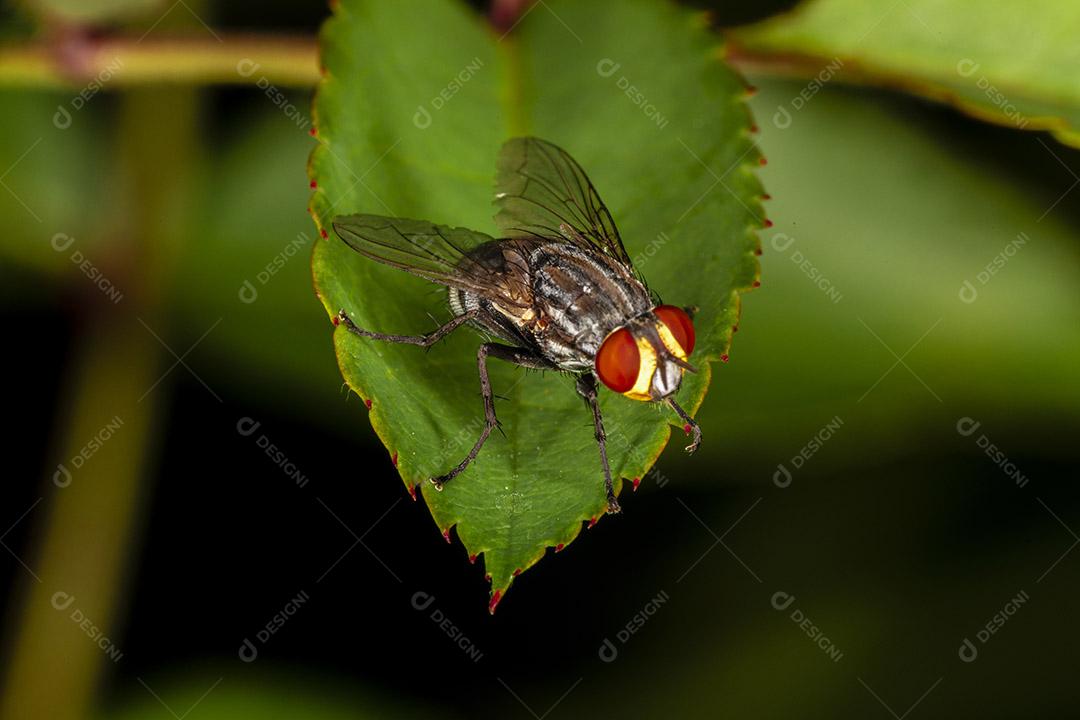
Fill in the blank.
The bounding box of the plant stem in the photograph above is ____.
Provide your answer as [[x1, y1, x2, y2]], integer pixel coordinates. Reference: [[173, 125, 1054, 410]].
[[0, 82, 202, 720], [0, 34, 318, 88]]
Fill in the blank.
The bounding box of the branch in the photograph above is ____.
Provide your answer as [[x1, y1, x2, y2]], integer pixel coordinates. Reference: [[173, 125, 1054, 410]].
[[0, 33, 319, 88]]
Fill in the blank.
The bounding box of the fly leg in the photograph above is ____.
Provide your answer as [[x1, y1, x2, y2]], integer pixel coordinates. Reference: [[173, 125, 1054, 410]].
[[667, 397, 702, 453], [334, 308, 477, 347], [576, 373, 621, 515], [431, 343, 552, 491]]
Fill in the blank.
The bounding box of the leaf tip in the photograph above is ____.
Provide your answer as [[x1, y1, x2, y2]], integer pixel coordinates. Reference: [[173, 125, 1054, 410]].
[[488, 590, 503, 614], [632, 477, 641, 492]]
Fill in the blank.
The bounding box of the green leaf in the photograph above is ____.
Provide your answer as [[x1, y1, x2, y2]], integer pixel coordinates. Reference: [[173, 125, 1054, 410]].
[[729, 0, 1080, 147], [308, 0, 762, 607]]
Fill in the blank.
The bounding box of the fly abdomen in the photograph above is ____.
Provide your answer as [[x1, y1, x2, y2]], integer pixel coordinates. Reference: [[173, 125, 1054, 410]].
[[448, 286, 480, 318]]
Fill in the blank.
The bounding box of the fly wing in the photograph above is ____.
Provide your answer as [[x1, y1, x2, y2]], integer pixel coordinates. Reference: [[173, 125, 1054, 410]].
[[494, 137, 635, 270], [332, 214, 531, 308]]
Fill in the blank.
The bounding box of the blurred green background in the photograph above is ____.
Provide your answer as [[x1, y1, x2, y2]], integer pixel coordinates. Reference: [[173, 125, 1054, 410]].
[[2, 0, 1078, 718]]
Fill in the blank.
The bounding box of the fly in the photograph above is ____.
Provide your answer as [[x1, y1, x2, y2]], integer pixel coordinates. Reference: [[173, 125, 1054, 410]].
[[331, 136, 701, 514]]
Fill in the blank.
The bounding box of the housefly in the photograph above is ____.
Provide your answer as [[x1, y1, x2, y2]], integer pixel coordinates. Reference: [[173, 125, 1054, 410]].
[[331, 137, 700, 514]]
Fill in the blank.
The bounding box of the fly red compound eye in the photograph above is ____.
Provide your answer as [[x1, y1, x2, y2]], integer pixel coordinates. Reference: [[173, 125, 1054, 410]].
[[654, 305, 695, 356], [595, 327, 640, 393]]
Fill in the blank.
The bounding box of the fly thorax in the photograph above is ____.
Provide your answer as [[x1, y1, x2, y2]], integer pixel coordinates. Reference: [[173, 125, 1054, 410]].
[[531, 243, 650, 357]]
